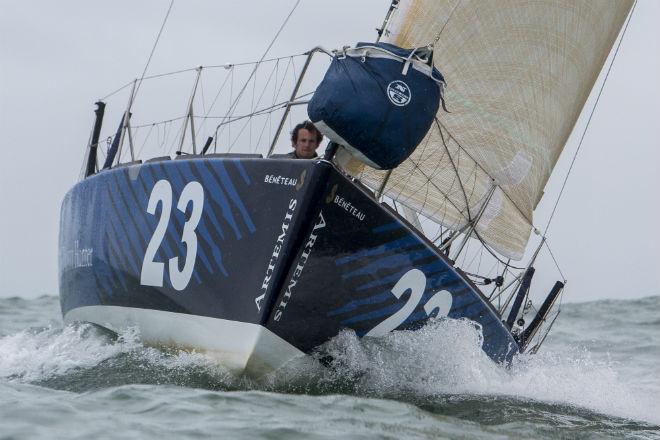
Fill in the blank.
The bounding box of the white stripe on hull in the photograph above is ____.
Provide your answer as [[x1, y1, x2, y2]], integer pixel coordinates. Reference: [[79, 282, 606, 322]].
[[64, 305, 305, 378]]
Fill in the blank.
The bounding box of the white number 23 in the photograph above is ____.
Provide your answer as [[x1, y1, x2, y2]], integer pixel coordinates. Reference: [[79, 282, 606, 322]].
[[366, 268, 452, 337], [140, 180, 204, 291]]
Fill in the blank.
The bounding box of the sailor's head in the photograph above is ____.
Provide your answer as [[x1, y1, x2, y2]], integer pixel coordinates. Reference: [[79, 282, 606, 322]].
[[291, 121, 323, 159]]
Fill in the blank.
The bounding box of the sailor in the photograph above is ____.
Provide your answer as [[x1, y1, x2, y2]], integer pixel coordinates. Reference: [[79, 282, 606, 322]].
[[270, 121, 323, 159]]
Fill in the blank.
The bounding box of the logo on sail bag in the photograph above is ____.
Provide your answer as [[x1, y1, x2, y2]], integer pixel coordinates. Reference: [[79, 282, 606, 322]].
[[387, 80, 411, 106]]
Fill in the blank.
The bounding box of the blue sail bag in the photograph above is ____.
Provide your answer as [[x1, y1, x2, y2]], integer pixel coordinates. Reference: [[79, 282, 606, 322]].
[[308, 42, 445, 170]]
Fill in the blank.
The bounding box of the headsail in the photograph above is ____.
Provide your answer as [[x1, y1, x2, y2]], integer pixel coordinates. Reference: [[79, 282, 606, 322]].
[[356, 0, 633, 259]]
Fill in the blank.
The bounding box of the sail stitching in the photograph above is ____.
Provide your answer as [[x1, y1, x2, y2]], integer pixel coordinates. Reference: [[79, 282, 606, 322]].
[[542, 0, 638, 237]]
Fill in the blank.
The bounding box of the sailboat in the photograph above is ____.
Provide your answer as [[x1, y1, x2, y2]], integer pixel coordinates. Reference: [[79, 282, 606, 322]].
[[58, 0, 634, 377]]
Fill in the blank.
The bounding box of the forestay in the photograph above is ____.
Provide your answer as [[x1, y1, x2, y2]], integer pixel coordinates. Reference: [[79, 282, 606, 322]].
[[355, 0, 633, 260]]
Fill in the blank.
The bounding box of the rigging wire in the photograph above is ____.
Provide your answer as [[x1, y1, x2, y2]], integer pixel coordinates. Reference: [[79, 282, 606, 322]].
[[205, 54, 305, 69], [215, 0, 302, 134], [227, 56, 290, 151], [132, 115, 187, 130], [139, 67, 198, 83], [125, 90, 313, 155], [100, 81, 133, 102], [201, 92, 313, 123], [136, 123, 157, 158], [214, 55, 298, 151], [543, 238, 566, 282], [98, 56, 304, 103], [286, 51, 301, 149], [431, 0, 463, 46], [262, 84, 308, 151], [436, 119, 533, 225], [199, 66, 235, 136], [199, 72, 207, 116], [471, 229, 526, 270], [134, 0, 175, 100], [97, 0, 174, 161], [95, 8, 306, 155], [542, 0, 637, 237]]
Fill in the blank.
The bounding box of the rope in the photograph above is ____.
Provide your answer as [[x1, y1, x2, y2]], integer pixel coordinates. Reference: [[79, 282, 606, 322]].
[[134, 0, 175, 100], [543, 1, 637, 236]]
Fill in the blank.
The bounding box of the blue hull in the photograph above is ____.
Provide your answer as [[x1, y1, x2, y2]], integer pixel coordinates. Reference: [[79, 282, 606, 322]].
[[59, 156, 519, 375]]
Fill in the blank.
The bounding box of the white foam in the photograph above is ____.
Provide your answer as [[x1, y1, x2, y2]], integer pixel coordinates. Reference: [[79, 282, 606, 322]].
[[297, 318, 660, 424], [0, 324, 225, 383], [0, 324, 135, 382], [1, 318, 657, 424]]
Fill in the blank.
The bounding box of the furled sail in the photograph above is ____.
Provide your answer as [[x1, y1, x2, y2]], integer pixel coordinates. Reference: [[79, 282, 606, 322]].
[[355, 0, 633, 259]]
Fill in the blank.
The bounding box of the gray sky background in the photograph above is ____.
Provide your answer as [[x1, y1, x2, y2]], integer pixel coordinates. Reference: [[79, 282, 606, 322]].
[[0, 1, 658, 302]]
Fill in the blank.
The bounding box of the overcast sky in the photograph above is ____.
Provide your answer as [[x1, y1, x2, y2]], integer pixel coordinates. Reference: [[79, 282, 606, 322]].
[[0, 0, 658, 302]]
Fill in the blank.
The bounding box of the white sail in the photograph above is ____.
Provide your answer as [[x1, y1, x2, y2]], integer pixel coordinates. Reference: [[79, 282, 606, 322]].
[[356, 0, 633, 259]]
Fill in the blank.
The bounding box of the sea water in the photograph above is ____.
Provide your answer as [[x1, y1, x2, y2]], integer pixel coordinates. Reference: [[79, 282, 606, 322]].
[[0, 295, 658, 439]]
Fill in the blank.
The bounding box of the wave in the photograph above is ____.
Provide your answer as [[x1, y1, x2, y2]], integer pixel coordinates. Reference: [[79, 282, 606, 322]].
[[275, 318, 660, 425], [1, 315, 658, 427], [0, 323, 235, 388]]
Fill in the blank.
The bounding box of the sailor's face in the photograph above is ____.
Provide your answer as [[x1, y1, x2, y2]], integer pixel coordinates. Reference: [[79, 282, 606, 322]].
[[294, 128, 320, 159]]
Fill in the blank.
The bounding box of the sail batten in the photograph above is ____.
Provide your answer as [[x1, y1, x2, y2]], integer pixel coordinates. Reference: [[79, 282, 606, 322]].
[[356, 0, 633, 260]]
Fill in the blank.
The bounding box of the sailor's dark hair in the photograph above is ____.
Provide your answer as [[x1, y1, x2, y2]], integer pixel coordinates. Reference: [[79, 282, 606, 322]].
[[291, 121, 323, 144]]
